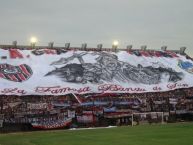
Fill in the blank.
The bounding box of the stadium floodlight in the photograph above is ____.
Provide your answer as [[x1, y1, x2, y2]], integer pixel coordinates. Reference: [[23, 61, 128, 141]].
[[97, 44, 103, 51], [30, 37, 37, 48], [81, 43, 87, 51], [48, 42, 54, 49], [180, 47, 186, 54], [113, 40, 119, 46], [30, 37, 37, 44], [141, 45, 147, 51], [126, 45, 132, 51], [161, 46, 167, 51], [112, 40, 119, 52], [12, 41, 17, 48], [65, 43, 70, 49]]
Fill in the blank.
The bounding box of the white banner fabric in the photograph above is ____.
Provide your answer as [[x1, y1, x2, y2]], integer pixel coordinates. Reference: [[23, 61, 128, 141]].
[[0, 49, 193, 95]]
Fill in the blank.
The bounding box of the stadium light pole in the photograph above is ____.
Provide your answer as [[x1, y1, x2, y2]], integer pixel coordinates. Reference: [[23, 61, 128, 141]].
[[12, 41, 17, 48], [30, 37, 37, 49], [112, 40, 119, 52], [141, 45, 147, 51], [180, 47, 186, 54], [161, 46, 167, 51], [48, 42, 54, 49], [65, 43, 70, 49], [126, 45, 132, 51], [97, 44, 103, 51], [81, 43, 87, 51]]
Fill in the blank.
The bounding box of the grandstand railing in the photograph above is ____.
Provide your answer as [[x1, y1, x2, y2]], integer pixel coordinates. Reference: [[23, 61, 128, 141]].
[[0, 44, 182, 54]]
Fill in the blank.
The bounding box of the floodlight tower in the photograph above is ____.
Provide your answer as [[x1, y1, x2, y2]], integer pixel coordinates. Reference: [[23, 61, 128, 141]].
[[112, 40, 119, 52], [30, 37, 37, 49]]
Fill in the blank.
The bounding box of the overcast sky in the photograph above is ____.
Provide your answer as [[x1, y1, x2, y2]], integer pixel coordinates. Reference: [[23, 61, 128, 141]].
[[0, 0, 193, 56]]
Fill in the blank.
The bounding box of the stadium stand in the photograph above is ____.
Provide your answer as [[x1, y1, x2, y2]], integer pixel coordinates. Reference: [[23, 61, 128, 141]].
[[0, 45, 193, 132]]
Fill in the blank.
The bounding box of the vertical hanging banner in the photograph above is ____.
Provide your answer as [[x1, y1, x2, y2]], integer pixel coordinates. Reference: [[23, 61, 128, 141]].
[[0, 120, 3, 128], [0, 48, 193, 95]]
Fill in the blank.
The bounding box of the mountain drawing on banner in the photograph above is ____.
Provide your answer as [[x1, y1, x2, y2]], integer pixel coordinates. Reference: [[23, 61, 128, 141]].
[[0, 64, 33, 82], [178, 60, 193, 74], [45, 52, 184, 85]]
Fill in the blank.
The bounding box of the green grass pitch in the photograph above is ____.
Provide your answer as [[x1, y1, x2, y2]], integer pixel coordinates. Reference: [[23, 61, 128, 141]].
[[0, 123, 193, 145]]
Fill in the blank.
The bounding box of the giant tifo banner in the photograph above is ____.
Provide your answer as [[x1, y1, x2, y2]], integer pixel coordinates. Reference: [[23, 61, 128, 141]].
[[0, 48, 193, 95]]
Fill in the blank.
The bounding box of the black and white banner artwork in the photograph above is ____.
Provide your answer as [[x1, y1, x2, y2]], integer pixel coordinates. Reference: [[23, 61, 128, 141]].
[[0, 48, 193, 95]]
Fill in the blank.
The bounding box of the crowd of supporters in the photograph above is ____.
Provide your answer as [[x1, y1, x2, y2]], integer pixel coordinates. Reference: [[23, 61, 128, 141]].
[[0, 87, 193, 130]]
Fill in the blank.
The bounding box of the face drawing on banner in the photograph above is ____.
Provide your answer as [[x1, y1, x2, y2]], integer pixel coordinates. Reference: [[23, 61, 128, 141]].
[[45, 52, 184, 85], [0, 64, 33, 82]]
